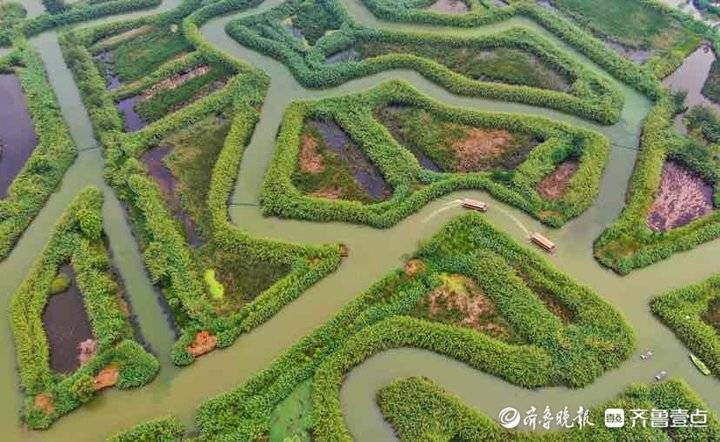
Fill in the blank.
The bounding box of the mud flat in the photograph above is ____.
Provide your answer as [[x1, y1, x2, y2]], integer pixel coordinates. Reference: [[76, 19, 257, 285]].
[[42, 265, 94, 374], [117, 95, 146, 132], [0, 73, 38, 198], [310, 120, 392, 200], [425, 0, 469, 14], [647, 161, 714, 231], [142, 145, 203, 246], [94, 51, 122, 90]]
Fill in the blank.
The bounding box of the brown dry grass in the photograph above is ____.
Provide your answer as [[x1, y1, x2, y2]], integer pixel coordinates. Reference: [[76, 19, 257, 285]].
[[451, 128, 515, 171], [142, 64, 211, 101], [299, 133, 325, 173], [34, 393, 55, 415], [537, 160, 579, 200], [311, 186, 342, 199]]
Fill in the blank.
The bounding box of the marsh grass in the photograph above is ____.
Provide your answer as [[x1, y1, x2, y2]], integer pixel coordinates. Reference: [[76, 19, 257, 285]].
[[357, 43, 571, 91], [111, 27, 192, 82]]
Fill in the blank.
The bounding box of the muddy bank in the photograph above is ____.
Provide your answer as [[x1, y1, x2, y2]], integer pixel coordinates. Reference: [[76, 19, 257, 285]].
[[537, 159, 579, 199], [142, 145, 203, 246], [425, 0, 469, 14], [117, 95, 147, 132], [0, 73, 38, 199], [94, 51, 122, 91], [647, 161, 714, 231], [310, 120, 392, 199], [42, 265, 94, 374]]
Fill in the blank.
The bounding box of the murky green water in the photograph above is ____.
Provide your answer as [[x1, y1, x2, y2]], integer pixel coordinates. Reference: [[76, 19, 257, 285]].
[[0, 0, 716, 440]]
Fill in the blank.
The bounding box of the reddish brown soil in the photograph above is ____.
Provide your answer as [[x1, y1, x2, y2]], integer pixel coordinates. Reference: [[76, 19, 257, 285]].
[[647, 161, 714, 232], [34, 393, 55, 415], [404, 259, 426, 276], [142, 65, 211, 101], [299, 133, 325, 173], [311, 186, 342, 199], [188, 331, 217, 357], [93, 364, 119, 391], [451, 128, 515, 171], [537, 160, 579, 200]]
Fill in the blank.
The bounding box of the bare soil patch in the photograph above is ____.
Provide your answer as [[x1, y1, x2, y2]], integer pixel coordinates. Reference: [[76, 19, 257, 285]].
[[537, 160, 580, 200], [188, 330, 217, 357], [93, 364, 119, 391], [647, 161, 714, 232]]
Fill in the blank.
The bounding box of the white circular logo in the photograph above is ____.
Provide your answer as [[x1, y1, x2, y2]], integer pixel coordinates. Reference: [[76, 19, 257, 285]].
[[498, 407, 521, 429]]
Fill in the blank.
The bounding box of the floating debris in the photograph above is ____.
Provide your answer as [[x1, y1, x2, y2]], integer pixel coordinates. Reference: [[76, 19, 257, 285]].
[[654, 370, 668, 381], [640, 350, 653, 360]]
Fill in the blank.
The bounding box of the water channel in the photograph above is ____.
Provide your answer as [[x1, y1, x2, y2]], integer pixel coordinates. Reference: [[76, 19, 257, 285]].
[[0, 0, 716, 439]]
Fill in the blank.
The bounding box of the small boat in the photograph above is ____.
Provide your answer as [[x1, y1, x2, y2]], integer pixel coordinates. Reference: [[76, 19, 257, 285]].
[[690, 353, 711, 376], [461, 198, 488, 212], [654, 370, 668, 381], [640, 350, 653, 360], [530, 233, 556, 254]]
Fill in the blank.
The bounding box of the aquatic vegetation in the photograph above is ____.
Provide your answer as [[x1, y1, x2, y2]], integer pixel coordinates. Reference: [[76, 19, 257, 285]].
[[595, 97, 720, 274], [59, 13, 341, 368], [652, 274, 720, 378], [0, 40, 76, 261], [111, 26, 193, 82], [378, 377, 720, 440], [225, 0, 626, 124], [109, 415, 186, 441], [192, 213, 634, 439], [9, 188, 158, 429], [263, 81, 610, 227]]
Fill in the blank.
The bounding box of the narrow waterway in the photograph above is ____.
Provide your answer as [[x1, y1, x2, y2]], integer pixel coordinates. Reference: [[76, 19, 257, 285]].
[[0, 0, 715, 440]]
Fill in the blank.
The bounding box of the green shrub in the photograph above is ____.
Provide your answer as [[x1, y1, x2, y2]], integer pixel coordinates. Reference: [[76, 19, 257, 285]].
[[378, 377, 720, 441], [49, 273, 71, 295], [652, 275, 720, 378], [204, 268, 225, 301], [194, 213, 634, 439], [109, 415, 185, 441], [9, 188, 159, 429], [262, 80, 609, 227]]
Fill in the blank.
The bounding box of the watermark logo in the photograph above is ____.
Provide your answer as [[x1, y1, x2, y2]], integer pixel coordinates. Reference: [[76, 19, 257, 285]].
[[498, 407, 521, 429], [604, 408, 625, 428]]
